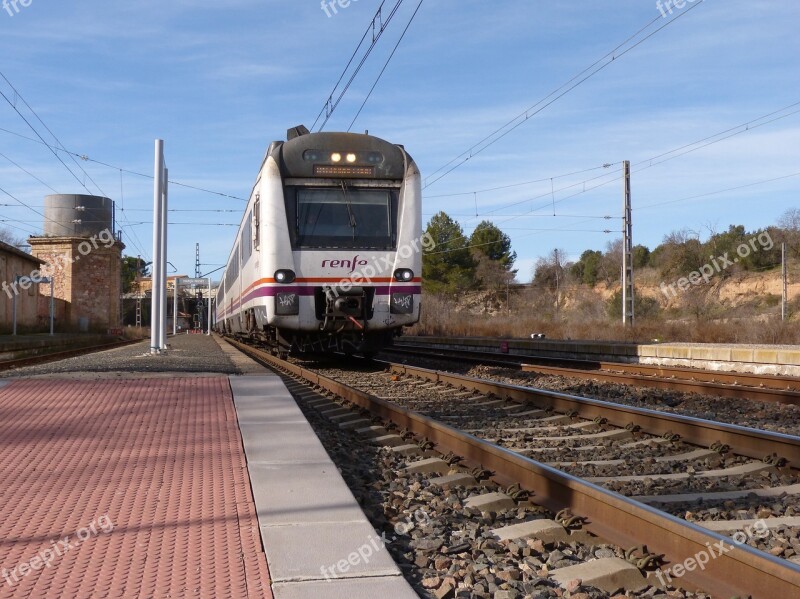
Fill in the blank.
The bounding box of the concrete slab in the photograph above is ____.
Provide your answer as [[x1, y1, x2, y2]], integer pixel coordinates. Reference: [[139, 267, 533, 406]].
[[328, 412, 363, 423], [699, 516, 800, 533], [249, 462, 367, 526], [402, 457, 451, 475], [370, 434, 405, 447], [234, 394, 309, 424], [464, 492, 516, 512], [654, 448, 718, 463], [318, 407, 351, 417], [429, 472, 478, 490], [550, 558, 647, 593], [261, 521, 401, 583], [229, 375, 286, 397], [239, 422, 332, 464], [272, 577, 418, 599], [587, 461, 774, 483], [391, 444, 422, 457], [632, 483, 800, 504], [356, 425, 389, 438], [548, 459, 626, 467], [339, 418, 372, 430], [491, 519, 569, 543]]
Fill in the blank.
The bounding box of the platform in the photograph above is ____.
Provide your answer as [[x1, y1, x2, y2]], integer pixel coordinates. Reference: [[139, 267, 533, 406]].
[[400, 335, 800, 376], [0, 335, 416, 598]]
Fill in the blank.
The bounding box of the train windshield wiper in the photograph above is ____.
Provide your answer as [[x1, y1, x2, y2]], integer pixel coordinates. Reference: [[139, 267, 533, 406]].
[[340, 181, 357, 239]]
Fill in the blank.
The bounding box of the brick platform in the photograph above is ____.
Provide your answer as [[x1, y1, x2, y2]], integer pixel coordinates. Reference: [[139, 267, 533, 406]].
[[0, 377, 272, 598]]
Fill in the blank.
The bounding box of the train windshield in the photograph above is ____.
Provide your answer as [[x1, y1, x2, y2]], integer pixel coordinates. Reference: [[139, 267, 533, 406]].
[[295, 187, 394, 249]]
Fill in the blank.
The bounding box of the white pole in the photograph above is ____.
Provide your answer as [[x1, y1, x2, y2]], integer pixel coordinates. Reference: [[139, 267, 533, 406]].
[[207, 279, 212, 335], [159, 167, 168, 349], [173, 278, 178, 335], [783, 242, 788, 322], [12, 276, 17, 336], [150, 140, 164, 353], [49, 278, 54, 335]]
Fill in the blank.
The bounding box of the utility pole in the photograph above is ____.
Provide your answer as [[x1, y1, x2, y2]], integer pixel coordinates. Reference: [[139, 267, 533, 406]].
[[621, 160, 634, 326], [195, 243, 204, 331], [783, 242, 788, 322]]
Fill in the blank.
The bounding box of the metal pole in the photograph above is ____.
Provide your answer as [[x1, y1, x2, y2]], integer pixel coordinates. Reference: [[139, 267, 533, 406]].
[[622, 161, 634, 326], [12, 277, 17, 336], [49, 278, 54, 335], [159, 168, 168, 349], [783, 242, 788, 322], [150, 139, 164, 353], [207, 279, 212, 335], [173, 278, 178, 335]]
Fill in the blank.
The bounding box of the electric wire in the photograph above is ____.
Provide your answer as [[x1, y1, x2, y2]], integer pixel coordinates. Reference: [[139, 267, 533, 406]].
[[347, 0, 425, 132], [423, 0, 706, 189]]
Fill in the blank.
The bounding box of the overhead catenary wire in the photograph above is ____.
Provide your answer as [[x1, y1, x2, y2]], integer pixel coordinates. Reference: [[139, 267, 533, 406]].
[[0, 125, 248, 202], [347, 0, 425, 132], [313, 0, 408, 131], [0, 71, 107, 197], [428, 100, 800, 230], [422, 0, 706, 189]]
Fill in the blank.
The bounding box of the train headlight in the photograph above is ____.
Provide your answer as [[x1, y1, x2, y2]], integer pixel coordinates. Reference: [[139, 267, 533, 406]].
[[346, 153, 357, 163], [393, 268, 414, 282], [331, 152, 342, 163], [274, 269, 296, 284]]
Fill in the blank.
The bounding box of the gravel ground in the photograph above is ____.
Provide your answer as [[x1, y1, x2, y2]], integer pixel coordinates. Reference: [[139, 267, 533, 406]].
[[381, 352, 800, 437], [285, 375, 714, 599], [0, 334, 241, 377], [290, 358, 800, 575]]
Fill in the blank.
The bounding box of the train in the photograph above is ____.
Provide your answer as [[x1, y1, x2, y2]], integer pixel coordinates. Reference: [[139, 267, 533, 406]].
[[215, 125, 424, 356]]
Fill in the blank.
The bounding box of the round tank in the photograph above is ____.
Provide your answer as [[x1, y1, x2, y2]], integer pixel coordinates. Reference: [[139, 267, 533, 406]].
[[44, 194, 113, 237]]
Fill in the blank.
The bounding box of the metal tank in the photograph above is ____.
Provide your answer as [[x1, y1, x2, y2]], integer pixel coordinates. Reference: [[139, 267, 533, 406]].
[[44, 194, 114, 237]]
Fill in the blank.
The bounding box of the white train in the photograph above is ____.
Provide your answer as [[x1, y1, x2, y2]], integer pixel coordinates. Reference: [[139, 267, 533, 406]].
[[215, 126, 423, 355]]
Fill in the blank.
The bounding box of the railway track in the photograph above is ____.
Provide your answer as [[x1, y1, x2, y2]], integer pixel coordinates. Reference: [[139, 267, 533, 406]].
[[387, 343, 800, 405], [224, 337, 800, 598], [0, 337, 142, 372]]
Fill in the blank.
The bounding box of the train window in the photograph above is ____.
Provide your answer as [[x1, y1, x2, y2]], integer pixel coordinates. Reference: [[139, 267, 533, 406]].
[[241, 214, 253, 264], [253, 194, 260, 251], [294, 188, 394, 249]]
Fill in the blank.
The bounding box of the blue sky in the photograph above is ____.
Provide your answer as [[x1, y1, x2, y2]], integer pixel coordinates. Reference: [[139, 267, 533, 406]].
[[0, 0, 797, 282]]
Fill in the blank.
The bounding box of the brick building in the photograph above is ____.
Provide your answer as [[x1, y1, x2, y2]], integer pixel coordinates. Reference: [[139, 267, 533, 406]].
[[27, 194, 125, 332], [0, 241, 44, 332], [28, 235, 125, 332]]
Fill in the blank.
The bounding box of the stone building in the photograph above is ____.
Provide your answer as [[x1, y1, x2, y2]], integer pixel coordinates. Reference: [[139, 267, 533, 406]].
[[0, 241, 44, 332], [28, 194, 125, 332]]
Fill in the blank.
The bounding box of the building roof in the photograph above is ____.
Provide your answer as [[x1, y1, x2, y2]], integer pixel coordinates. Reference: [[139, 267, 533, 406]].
[[0, 240, 44, 265]]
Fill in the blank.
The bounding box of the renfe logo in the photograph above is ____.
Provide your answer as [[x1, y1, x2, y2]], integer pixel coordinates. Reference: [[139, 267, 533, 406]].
[[321, 256, 369, 273]]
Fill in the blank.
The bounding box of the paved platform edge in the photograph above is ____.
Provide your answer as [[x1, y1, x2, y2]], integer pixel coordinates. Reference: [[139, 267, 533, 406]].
[[230, 374, 418, 598]]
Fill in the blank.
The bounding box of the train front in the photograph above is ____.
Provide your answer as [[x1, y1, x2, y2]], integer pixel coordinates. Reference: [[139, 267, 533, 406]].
[[263, 128, 423, 354]]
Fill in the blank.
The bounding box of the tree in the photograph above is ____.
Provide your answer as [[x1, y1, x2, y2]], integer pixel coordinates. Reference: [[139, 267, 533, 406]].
[[469, 221, 517, 271], [532, 248, 571, 316], [778, 208, 800, 260], [632, 245, 651, 269], [0, 226, 26, 249], [122, 256, 149, 294], [421, 212, 476, 293], [571, 249, 602, 286]]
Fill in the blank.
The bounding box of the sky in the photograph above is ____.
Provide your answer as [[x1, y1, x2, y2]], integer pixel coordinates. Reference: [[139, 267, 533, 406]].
[[0, 0, 797, 282]]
